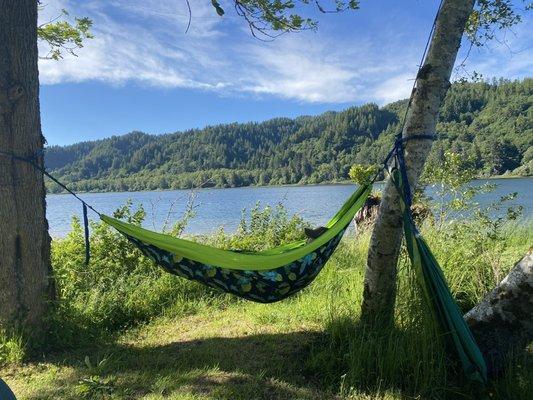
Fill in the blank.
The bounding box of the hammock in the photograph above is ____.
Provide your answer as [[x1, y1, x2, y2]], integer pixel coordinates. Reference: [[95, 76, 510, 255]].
[[1, 134, 488, 383], [102, 183, 372, 303], [391, 152, 488, 384], [102, 164, 487, 382]]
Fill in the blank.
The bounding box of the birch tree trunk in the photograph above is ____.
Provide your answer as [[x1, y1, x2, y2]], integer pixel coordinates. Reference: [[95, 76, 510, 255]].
[[361, 0, 475, 323], [0, 0, 53, 336], [465, 250, 533, 375]]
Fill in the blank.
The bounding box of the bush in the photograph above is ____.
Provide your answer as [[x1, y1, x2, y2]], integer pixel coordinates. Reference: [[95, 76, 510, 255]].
[[48, 202, 223, 348], [0, 331, 24, 366], [199, 202, 309, 252]]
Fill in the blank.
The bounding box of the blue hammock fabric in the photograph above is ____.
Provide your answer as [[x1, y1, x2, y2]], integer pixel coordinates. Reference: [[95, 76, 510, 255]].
[[0, 378, 16, 400], [123, 228, 347, 303]]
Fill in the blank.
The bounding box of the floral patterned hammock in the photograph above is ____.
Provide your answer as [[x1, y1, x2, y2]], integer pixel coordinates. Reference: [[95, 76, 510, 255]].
[[101, 184, 371, 303]]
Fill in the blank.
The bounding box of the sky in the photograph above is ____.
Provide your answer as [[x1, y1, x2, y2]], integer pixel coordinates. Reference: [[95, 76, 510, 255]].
[[39, 0, 532, 146]]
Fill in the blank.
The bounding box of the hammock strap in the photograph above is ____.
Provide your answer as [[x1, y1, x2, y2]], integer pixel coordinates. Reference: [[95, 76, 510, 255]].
[[369, 133, 436, 185], [391, 133, 436, 205], [0, 149, 99, 265], [82, 203, 90, 265]]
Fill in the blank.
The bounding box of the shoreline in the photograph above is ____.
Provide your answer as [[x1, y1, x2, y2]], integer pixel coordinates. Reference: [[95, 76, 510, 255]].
[[46, 175, 532, 196]]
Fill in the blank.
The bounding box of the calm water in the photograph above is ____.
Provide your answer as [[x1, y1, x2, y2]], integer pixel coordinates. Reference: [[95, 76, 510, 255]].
[[46, 178, 533, 238]]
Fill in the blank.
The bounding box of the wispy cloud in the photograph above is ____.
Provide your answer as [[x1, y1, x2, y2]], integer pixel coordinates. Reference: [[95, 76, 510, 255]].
[[454, 20, 533, 81], [38, 1, 532, 105], [38, 0, 230, 89]]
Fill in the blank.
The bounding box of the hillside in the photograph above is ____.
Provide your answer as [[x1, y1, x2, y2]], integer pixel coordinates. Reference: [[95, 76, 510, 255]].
[[45, 79, 533, 193]]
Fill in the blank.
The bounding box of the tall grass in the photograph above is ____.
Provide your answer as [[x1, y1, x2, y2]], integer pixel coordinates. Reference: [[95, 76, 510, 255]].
[[307, 221, 532, 399], [2, 189, 531, 399]]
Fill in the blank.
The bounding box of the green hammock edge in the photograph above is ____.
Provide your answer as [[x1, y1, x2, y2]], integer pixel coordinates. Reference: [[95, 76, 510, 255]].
[[393, 170, 488, 384], [101, 183, 372, 270]]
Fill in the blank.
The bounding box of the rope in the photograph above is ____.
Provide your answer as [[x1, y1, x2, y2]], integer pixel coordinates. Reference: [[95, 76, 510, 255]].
[[82, 203, 90, 265], [0, 149, 98, 265], [396, 0, 444, 140]]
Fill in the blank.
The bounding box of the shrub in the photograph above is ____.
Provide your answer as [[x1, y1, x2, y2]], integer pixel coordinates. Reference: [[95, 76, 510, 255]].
[[47, 200, 310, 348], [200, 202, 309, 252], [48, 201, 222, 348]]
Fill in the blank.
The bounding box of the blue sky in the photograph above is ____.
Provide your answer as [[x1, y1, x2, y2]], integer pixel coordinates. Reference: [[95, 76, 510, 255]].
[[39, 1, 532, 146]]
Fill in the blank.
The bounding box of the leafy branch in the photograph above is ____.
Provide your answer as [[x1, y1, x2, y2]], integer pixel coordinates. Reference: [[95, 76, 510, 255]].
[[209, 0, 359, 40], [465, 0, 529, 47], [37, 6, 93, 60]]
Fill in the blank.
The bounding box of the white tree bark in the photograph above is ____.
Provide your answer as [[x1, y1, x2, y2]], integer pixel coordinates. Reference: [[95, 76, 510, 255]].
[[465, 250, 533, 375], [361, 0, 475, 322]]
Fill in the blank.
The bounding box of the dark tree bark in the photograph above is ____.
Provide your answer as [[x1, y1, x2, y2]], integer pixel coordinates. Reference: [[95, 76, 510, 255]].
[[361, 0, 476, 323], [0, 0, 53, 335], [465, 250, 533, 375]]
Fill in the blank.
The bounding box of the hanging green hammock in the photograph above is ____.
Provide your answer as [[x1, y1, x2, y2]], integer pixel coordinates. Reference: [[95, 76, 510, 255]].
[[390, 166, 488, 384], [1, 133, 488, 384], [102, 183, 372, 303], [99, 139, 487, 384]]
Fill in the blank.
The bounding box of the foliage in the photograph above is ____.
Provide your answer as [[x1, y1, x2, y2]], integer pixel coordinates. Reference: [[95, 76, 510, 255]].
[[47, 201, 225, 348], [0, 331, 24, 366], [37, 6, 93, 60], [46, 198, 307, 349], [348, 164, 379, 185], [209, 0, 528, 42], [44, 79, 532, 194], [209, 1, 360, 38], [466, 0, 527, 46], [202, 202, 309, 252], [422, 150, 525, 308]]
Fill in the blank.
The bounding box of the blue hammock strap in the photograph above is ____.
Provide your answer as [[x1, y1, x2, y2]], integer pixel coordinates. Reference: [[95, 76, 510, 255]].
[[369, 133, 436, 184], [83, 203, 90, 265], [0, 149, 99, 266], [391, 133, 436, 208]]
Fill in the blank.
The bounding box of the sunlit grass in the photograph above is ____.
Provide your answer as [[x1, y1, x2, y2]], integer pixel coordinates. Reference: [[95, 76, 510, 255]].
[[1, 219, 531, 399]]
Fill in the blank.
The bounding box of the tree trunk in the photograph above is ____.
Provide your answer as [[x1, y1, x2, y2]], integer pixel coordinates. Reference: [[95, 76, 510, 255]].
[[464, 250, 533, 376], [0, 0, 53, 336], [361, 0, 475, 323]]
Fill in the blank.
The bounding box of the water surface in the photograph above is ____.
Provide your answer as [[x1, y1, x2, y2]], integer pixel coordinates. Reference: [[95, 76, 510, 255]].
[[46, 177, 533, 238]]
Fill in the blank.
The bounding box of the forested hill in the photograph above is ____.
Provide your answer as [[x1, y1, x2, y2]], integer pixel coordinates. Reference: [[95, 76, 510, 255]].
[[45, 79, 532, 193]]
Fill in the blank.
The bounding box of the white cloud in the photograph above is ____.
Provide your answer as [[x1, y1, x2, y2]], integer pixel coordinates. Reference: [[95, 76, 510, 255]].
[[455, 20, 533, 81], [38, 1, 229, 89], [372, 73, 414, 105], [38, 1, 532, 105], [238, 38, 361, 103]]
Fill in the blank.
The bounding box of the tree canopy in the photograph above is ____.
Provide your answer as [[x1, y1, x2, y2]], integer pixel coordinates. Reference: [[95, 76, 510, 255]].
[[44, 78, 532, 193]]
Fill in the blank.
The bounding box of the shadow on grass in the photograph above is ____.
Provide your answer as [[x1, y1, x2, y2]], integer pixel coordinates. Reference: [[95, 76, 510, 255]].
[[21, 330, 332, 400], [13, 317, 530, 400]]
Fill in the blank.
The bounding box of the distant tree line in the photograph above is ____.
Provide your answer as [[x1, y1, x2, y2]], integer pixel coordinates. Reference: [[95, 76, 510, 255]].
[[45, 78, 532, 193]]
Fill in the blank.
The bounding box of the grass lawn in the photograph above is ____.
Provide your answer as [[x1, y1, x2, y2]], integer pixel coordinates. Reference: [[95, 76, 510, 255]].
[[1, 221, 532, 399]]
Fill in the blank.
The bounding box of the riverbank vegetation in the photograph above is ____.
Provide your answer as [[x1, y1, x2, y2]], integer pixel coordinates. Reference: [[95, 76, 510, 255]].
[[1, 172, 531, 399], [45, 78, 532, 193]]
